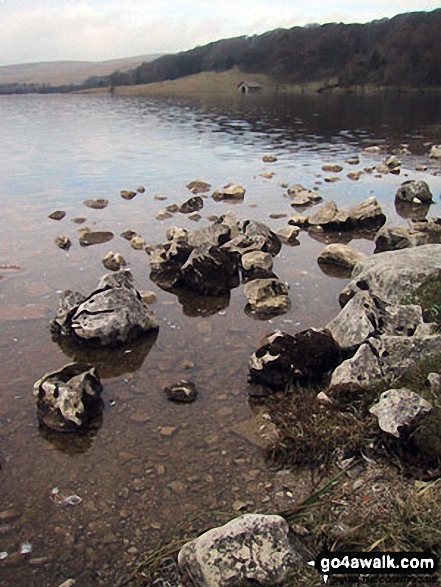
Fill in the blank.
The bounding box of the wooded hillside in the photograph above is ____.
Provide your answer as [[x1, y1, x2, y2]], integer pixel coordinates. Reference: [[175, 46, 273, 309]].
[[106, 9, 441, 90]]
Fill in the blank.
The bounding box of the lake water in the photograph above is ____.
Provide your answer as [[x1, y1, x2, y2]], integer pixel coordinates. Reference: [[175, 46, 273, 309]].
[[1, 91, 441, 586]]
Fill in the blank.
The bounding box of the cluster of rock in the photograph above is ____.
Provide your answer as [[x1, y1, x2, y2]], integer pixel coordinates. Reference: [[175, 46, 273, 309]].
[[288, 196, 386, 233], [248, 244, 441, 443], [148, 212, 292, 316], [34, 270, 159, 432]]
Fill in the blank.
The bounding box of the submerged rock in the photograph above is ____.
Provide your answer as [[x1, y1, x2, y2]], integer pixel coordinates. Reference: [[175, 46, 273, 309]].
[[369, 388, 433, 437], [178, 244, 240, 296], [187, 179, 211, 194], [51, 270, 158, 346], [164, 380, 198, 403], [48, 211, 66, 221], [120, 190, 137, 200], [244, 278, 290, 316], [34, 363, 103, 431], [83, 198, 109, 209], [79, 230, 114, 247], [102, 251, 127, 271], [178, 513, 306, 587], [54, 235, 72, 250]]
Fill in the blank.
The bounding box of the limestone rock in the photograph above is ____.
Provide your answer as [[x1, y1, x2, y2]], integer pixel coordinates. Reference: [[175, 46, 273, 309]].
[[328, 341, 383, 395], [178, 513, 304, 587], [318, 243, 365, 272], [370, 388, 433, 437], [244, 278, 290, 316], [166, 226, 189, 242], [212, 183, 245, 202], [241, 251, 274, 280], [34, 363, 103, 431], [308, 201, 339, 226], [395, 180, 433, 204], [326, 292, 377, 350], [130, 236, 146, 250], [249, 329, 340, 390], [339, 244, 441, 306], [55, 235, 72, 250], [374, 226, 429, 253], [276, 225, 300, 245], [429, 145, 441, 159], [102, 251, 127, 271], [187, 224, 231, 248], [149, 241, 193, 288], [287, 184, 322, 207], [179, 196, 204, 214], [346, 197, 385, 229], [179, 244, 240, 296], [51, 270, 158, 346], [240, 219, 281, 256], [164, 380, 198, 403]]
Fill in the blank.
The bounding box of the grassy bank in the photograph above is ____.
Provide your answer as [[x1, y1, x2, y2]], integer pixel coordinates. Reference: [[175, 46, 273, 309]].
[[77, 69, 441, 97]]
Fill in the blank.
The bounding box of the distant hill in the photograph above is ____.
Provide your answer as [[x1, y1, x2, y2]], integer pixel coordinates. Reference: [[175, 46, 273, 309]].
[[105, 9, 441, 91], [0, 54, 163, 87]]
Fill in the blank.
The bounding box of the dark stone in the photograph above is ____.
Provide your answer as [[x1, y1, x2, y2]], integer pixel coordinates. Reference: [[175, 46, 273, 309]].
[[79, 230, 114, 246], [249, 329, 341, 391], [164, 380, 198, 403], [240, 220, 282, 256], [179, 196, 204, 214], [149, 241, 193, 289], [178, 244, 240, 296], [48, 211, 66, 220]]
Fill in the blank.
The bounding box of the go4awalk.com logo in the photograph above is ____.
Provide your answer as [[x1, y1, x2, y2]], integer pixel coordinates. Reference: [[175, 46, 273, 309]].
[[308, 551, 439, 583]]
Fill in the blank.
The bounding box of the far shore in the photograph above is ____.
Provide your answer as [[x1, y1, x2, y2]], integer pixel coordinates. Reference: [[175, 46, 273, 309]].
[[74, 69, 441, 97]]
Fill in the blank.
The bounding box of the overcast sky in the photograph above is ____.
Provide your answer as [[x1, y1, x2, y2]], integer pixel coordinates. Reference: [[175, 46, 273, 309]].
[[1, 0, 440, 66]]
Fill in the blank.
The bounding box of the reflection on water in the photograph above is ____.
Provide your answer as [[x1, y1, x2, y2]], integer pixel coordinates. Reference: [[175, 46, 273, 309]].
[[1, 91, 441, 586], [53, 330, 159, 379]]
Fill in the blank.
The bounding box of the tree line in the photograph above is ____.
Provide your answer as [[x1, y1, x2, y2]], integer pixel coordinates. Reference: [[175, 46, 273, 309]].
[[1, 8, 440, 94]]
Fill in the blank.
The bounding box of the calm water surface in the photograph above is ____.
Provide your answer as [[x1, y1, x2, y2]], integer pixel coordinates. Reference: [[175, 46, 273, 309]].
[[1, 92, 441, 586]]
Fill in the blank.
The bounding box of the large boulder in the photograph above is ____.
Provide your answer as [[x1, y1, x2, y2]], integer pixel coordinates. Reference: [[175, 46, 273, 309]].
[[178, 513, 306, 587], [326, 292, 378, 350], [339, 244, 441, 306], [51, 270, 158, 346], [395, 180, 433, 204], [178, 244, 240, 296], [308, 197, 385, 231], [244, 278, 290, 316], [34, 363, 103, 431], [249, 329, 341, 391]]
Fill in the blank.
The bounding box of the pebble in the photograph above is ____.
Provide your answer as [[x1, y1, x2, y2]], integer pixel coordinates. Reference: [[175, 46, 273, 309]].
[[54, 235, 72, 250], [166, 203, 179, 213], [48, 210, 66, 220], [29, 557, 49, 566], [154, 194, 167, 201], [136, 186, 145, 193], [140, 290, 157, 304], [324, 175, 340, 183], [84, 198, 109, 209], [156, 211, 173, 220], [71, 217, 86, 224], [262, 155, 277, 162], [59, 580, 76, 587], [121, 190, 137, 200]]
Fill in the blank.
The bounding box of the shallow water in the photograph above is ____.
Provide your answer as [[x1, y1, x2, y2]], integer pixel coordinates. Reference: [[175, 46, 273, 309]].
[[1, 91, 441, 586]]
